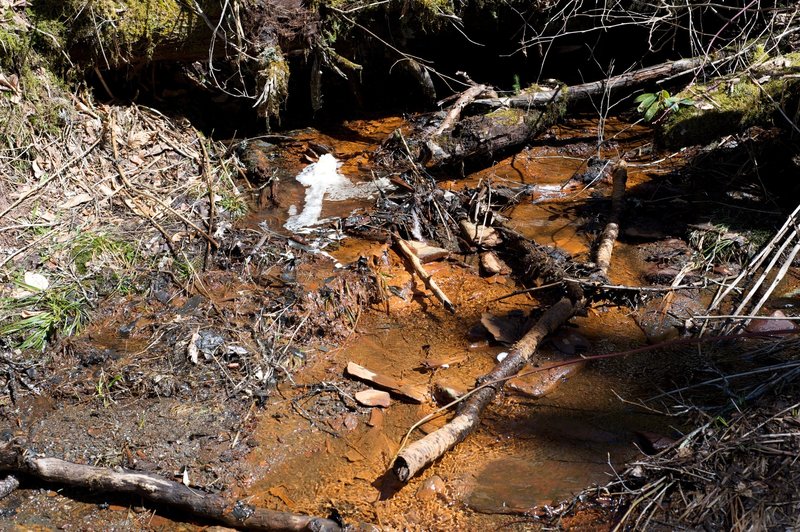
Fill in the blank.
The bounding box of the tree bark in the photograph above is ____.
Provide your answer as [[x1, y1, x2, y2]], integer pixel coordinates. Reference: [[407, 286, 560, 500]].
[[0, 442, 340, 532]]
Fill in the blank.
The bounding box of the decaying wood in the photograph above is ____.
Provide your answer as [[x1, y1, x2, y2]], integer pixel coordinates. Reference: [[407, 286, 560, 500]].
[[496, 227, 584, 302], [432, 84, 486, 137], [594, 162, 628, 276], [0, 474, 19, 499], [470, 56, 708, 112], [0, 442, 340, 531], [396, 238, 456, 313], [346, 361, 427, 403], [392, 297, 578, 481]]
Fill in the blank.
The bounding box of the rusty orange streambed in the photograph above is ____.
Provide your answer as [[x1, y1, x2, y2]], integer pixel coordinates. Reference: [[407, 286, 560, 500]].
[[4, 116, 700, 530], [233, 117, 689, 528]]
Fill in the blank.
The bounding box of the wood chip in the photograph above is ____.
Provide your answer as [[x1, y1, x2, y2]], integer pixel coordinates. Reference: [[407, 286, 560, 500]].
[[355, 389, 392, 407], [405, 240, 451, 263], [460, 220, 503, 247], [346, 362, 427, 403]]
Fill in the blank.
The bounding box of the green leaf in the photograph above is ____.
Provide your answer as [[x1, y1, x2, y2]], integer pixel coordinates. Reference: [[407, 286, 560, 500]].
[[644, 104, 659, 122]]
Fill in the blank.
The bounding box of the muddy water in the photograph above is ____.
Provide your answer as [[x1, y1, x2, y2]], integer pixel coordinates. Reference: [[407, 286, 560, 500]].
[[232, 117, 687, 528]]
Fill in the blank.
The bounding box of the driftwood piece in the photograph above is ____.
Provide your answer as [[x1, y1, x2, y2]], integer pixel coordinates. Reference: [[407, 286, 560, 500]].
[[346, 361, 427, 403], [594, 162, 628, 276], [0, 442, 340, 531], [396, 238, 456, 313], [470, 56, 707, 112], [392, 297, 578, 481]]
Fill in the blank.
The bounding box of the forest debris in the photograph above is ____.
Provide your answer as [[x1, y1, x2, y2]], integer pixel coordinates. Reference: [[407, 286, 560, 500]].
[[396, 238, 455, 313], [346, 362, 427, 403], [355, 389, 391, 407], [460, 220, 502, 247], [0, 441, 340, 531], [59, 193, 93, 210], [480, 251, 510, 275], [594, 161, 628, 277], [0, 475, 19, 499], [392, 297, 578, 481], [480, 312, 527, 345], [432, 84, 486, 136], [405, 240, 450, 263]]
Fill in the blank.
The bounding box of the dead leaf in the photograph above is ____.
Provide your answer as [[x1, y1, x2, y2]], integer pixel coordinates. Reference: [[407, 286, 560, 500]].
[[481, 311, 527, 344], [126, 130, 153, 149], [60, 193, 93, 209]]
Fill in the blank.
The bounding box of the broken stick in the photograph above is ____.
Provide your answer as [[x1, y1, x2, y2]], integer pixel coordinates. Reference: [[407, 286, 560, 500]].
[[392, 297, 578, 481], [594, 161, 628, 277], [432, 84, 486, 137], [0, 442, 340, 531], [396, 238, 456, 313]]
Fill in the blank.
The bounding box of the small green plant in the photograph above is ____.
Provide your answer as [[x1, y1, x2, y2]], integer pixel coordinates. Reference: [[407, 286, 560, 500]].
[[0, 280, 89, 351], [95, 371, 124, 407], [635, 90, 694, 122], [512, 74, 521, 94], [71, 231, 136, 274], [218, 193, 249, 219]]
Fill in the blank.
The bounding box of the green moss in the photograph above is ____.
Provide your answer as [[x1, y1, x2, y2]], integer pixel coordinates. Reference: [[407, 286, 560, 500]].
[[30, 0, 205, 66], [487, 107, 525, 126], [659, 73, 800, 148]]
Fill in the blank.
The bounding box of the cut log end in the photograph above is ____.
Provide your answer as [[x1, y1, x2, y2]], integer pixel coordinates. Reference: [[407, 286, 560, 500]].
[[393, 458, 412, 483]]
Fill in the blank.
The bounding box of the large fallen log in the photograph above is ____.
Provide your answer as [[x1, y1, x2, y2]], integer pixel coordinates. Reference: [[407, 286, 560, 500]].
[[377, 54, 726, 171], [469, 56, 708, 112], [0, 441, 340, 532], [392, 297, 579, 481]]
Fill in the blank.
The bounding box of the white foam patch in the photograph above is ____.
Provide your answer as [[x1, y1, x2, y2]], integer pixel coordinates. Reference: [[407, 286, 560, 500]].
[[284, 154, 393, 232]]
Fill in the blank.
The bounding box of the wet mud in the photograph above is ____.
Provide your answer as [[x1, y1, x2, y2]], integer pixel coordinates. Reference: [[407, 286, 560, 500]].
[[2, 115, 782, 529]]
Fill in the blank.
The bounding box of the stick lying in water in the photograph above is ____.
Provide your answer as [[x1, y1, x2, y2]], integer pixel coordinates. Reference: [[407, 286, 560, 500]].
[[392, 297, 578, 481], [594, 161, 628, 277], [396, 237, 456, 313], [0, 441, 341, 531]]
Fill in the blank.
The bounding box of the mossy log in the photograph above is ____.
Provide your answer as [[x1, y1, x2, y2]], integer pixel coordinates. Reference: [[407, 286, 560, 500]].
[[379, 95, 566, 170], [658, 57, 800, 148]]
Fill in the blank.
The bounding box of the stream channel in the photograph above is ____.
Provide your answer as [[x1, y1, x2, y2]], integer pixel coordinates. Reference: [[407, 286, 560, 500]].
[[7, 114, 745, 529]]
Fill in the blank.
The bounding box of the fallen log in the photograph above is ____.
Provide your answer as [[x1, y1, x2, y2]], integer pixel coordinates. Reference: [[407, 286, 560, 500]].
[[594, 161, 628, 277], [392, 297, 579, 481], [469, 56, 708, 112], [0, 442, 340, 532], [379, 54, 729, 170]]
